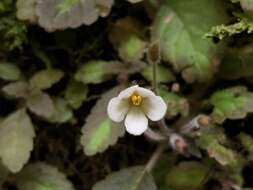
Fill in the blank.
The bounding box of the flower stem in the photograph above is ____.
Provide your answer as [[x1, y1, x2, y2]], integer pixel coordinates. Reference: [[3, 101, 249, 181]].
[[145, 142, 166, 172]]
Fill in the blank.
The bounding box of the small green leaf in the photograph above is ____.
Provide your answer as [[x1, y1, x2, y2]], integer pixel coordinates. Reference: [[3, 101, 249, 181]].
[[119, 35, 146, 62], [142, 65, 175, 83], [165, 161, 209, 190], [30, 69, 64, 90], [74, 60, 115, 84], [26, 91, 55, 118], [2, 81, 30, 98], [93, 166, 157, 190], [16, 162, 75, 190], [126, 0, 143, 3], [210, 86, 253, 124], [0, 63, 21, 81], [16, 0, 37, 23], [65, 80, 88, 109], [0, 109, 35, 173], [48, 98, 73, 123], [81, 86, 125, 156], [158, 88, 189, 117], [152, 0, 229, 82]]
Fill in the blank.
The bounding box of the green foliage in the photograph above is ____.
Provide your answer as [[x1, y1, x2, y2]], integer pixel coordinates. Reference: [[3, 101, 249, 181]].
[[93, 166, 157, 190], [152, 0, 229, 83], [81, 87, 125, 156], [206, 14, 253, 39], [165, 162, 209, 190], [0, 15, 27, 50], [74, 60, 116, 84], [30, 69, 64, 90], [0, 109, 35, 173], [16, 162, 75, 190], [0, 0, 253, 190], [141, 65, 175, 83], [0, 63, 21, 81], [210, 86, 253, 124]]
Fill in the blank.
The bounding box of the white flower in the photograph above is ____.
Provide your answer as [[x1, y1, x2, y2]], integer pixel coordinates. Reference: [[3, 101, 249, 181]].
[[107, 85, 167, 136]]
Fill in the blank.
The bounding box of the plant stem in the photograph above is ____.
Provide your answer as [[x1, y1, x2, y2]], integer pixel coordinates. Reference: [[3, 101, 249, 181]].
[[145, 142, 166, 172]]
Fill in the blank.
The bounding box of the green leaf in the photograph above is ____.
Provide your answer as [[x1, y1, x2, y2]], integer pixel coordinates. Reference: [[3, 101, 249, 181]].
[[158, 88, 189, 117], [196, 127, 236, 166], [0, 109, 35, 173], [48, 98, 73, 123], [74, 60, 116, 84], [165, 161, 209, 190], [210, 86, 253, 124], [26, 91, 55, 118], [64, 80, 88, 109], [142, 65, 175, 83], [16, 0, 37, 23], [119, 35, 146, 62], [36, 0, 114, 32], [93, 166, 157, 190], [81, 86, 125, 156], [152, 0, 229, 83], [16, 162, 75, 190], [30, 69, 64, 90], [2, 81, 30, 98], [0, 63, 21, 81]]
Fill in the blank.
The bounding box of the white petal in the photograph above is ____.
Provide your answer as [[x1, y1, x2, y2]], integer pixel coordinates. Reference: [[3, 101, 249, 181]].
[[107, 97, 129, 122], [118, 85, 139, 99], [136, 87, 155, 97], [124, 107, 148, 136], [142, 95, 167, 121]]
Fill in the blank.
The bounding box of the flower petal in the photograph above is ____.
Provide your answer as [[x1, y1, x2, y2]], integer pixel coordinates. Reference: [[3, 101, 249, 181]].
[[124, 107, 148, 135], [118, 85, 139, 99], [107, 97, 129, 122], [142, 95, 167, 121], [136, 87, 155, 97]]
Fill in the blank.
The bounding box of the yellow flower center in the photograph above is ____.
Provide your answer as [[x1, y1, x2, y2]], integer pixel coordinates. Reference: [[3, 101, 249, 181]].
[[130, 93, 143, 106]]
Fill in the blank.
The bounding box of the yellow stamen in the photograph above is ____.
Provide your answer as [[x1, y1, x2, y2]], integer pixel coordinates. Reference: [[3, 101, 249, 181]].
[[130, 93, 142, 106]]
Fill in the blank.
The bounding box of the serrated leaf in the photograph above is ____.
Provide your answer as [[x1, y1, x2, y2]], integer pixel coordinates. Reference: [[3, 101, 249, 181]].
[[119, 35, 146, 62], [142, 65, 175, 83], [30, 69, 64, 90], [152, 0, 229, 83], [48, 98, 73, 123], [93, 166, 157, 190], [196, 127, 236, 166], [2, 81, 30, 98], [26, 91, 55, 118], [0, 63, 21, 81], [0, 109, 35, 173], [16, 162, 74, 190], [74, 60, 116, 84], [158, 88, 189, 117], [165, 161, 209, 190], [36, 0, 114, 32], [81, 86, 125, 156], [210, 86, 253, 124], [16, 0, 37, 23], [65, 80, 88, 109]]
